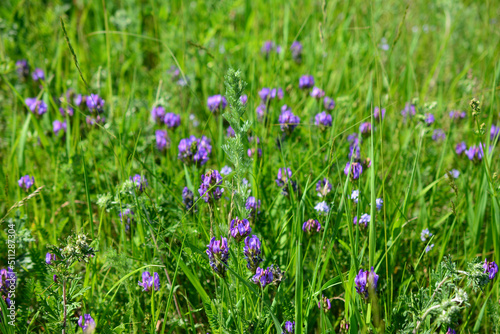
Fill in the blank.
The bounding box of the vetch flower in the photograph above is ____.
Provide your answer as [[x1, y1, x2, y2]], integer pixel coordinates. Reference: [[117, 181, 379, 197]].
[[318, 295, 331, 313], [53, 120, 67, 136], [227, 126, 236, 137], [290, 41, 303, 62], [465, 144, 484, 162], [401, 103, 416, 120], [316, 178, 332, 197], [220, 165, 232, 175], [178, 135, 212, 166], [276, 168, 292, 187], [252, 266, 273, 287], [119, 208, 134, 230], [86, 94, 105, 113], [283, 320, 295, 334], [32, 68, 45, 81], [314, 112, 332, 129], [483, 259, 498, 280], [278, 109, 300, 134], [240, 95, 248, 105], [45, 253, 56, 265], [425, 244, 434, 253], [130, 174, 148, 192], [323, 97, 335, 110], [432, 129, 446, 141], [18, 175, 34, 191], [375, 198, 383, 211], [302, 219, 321, 234], [164, 113, 181, 129], [229, 217, 251, 242], [138, 271, 160, 292], [314, 201, 330, 215], [374, 107, 385, 121], [455, 142, 467, 155], [355, 267, 379, 299], [25, 98, 47, 115], [359, 122, 371, 135], [247, 147, 262, 158], [207, 237, 229, 277], [491, 125, 500, 141], [245, 196, 261, 217], [78, 314, 96, 334], [353, 214, 370, 227], [155, 130, 170, 151], [207, 95, 227, 113], [256, 104, 267, 121], [299, 75, 314, 89], [447, 169, 460, 179], [344, 162, 363, 180], [310, 87, 325, 99], [420, 228, 432, 242], [424, 113, 435, 126], [261, 41, 276, 57], [351, 190, 359, 203], [16, 59, 30, 80], [446, 329, 456, 334], [151, 106, 165, 123], [449, 110, 466, 121], [198, 170, 224, 203], [244, 235, 263, 272]]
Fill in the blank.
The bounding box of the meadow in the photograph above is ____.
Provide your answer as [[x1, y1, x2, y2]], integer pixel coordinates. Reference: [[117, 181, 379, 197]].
[[0, 0, 499, 333]]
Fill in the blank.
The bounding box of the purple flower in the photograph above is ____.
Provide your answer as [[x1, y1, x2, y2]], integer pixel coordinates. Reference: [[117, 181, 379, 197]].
[[310, 87, 325, 99], [374, 107, 385, 121], [78, 314, 96, 333], [261, 41, 275, 56], [359, 122, 371, 135], [247, 147, 262, 158], [227, 126, 236, 138], [351, 190, 359, 203], [240, 95, 248, 105], [375, 198, 383, 211], [424, 113, 435, 126], [206, 237, 229, 277], [156, 130, 170, 151], [353, 214, 370, 227], [314, 201, 330, 214], [178, 135, 212, 166], [130, 174, 148, 192], [256, 104, 267, 121], [53, 120, 67, 136], [283, 320, 295, 334], [198, 170, 224, 203], [447, 169, 460, 179], [455, 142, 467, 155], [314, 112, 332, 129], [290, 41, 303, 62], [59, 107, 74, 117], [420, 228, 432, 242], [259, 88, 283, 102], [299, 75, 314, 89], [276, 168, 292, 187], [491, 125, 500, 141], [164, 113, 181, 129], [316, 178, 332, 197], [323, 97, 335, 110], [483, 259, 498, 280], [318, 295, 331, 313], [86, 94, 105, 113], [138, 271, 160, 292], [401, 103, 416, 119], [252, 266, 274, 287], [432, 129, 446, 141], [446, 329, 456, 334], [244, 235, 263, 272], [279, 109, 300, 134], [119, 208, 134, 230], [302, 219, 321, 234], [344, 162, 363, 180], [16, 59, 30, 79], [32, 68, 45, 81], [449, 110, 466, 121], [207, 95, 227, 113], [182, 187, 195, 211], [25, 97, 48, 115], [45, 253, 56, 265], [465, 144, 484, 162], [220, 165, 232, 175], [74, 94, 83, 106], [18, 175, 34, 191], [151, 106, 165, 123], [245, 196, 261, 217], [230, 217, 251, 242], [355, 267, 379, 298], [425, 244, 434, 253]]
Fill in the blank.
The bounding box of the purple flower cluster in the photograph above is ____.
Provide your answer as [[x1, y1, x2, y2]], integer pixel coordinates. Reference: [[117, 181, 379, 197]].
[[314, 201, 330, 215], [138, 271, 160, 292], [299, 75, 314, 89], [359, 122, 371, 135], [16, 59, 30, 80], [25, 97, 48, 115], [229, 217, 252, 242], [401, 103, 416, 120], [259, 87, 284, 102], [119, 208, 134, 230], [290, 41, 302, 62], [279, 108, 300, 134], [198, 170, 224, 203], [245, 196, 261, 217], [344, 162, 363, 180], [449, 110, 466, 121], [314, 112, 332, 129], [45, 252, 56, 265], [227, 126, 236, 137], [261, 41, 281, 57], [374, 107, 385, 121], [86, 94, 105, 113], [355, 267, 379, 298], [302, 219, 321, 234], [18, 175, 34, 191], [78, 314, 96, 333], [178, 135, 212, 166], [424, 113, 435, 126], [244, 235, 263, 272], [32, 68, 45, 81], [316, 178, 332, 197], [207, 95, 227, 113], [164, 113, 181, 129], [282, 320, 295, 334], [0, 268, 16, 307], [206, 237, 229, 277], [432, 129, 446, 141], [455, 142, 467, 155], [351, 190, 359, 203], [375, 198, 383, 211], [276, 167, 292, 187], [53, 120, 67, 136], [310, 87, 325, 99], [130, 174, 148, 192], [323, 97, 335, 110], [156, 130, 170, 151], [353, 214, 370, 227], [483, 259, 498, 280], [465, 144, 484, 162], [151, 106, 165, 123], [253, 266, 273, 287], [317, 295, 331, 313]]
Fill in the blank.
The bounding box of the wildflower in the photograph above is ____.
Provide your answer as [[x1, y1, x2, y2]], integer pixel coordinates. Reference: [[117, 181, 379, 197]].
[[130, 174, 148, 192], [447, 169, 460, 179], [424, 113, 435, 126], [299, 75, 314, 89], [278, 109, 300, 134], [261, 41, 275, 57], [155, 130, 170, 151], [25, 98, 47, 115], [16, 59, 30, 79], [138, 271, 160, 292], [282, 321, 295, 334], [269, 264, 285, 286], [465, 144, 484, 162], [18, 175, 34, 191], [240, 94, 248, 105], [323, 96, 335, 110], [316, 178, 332, 197], [421, 228, 432, 242], [227, 126, 235, 137], [355, 267, 379, 298], [86, 94, 105, 113], [32, 68, 45, 81], [318, 295, 331, 313], [245, 196, 261, 217], [252, 266, 273, 287], [354, 214, 370, 227], [220, 166, 232, 175], [314, 112, 332, 129], [45, 253, 56, 265], [78, 314, 96, 334], [178, 135, 212, 166], [198, 170, 224, 203], [339, 319, 350, 333], [182, 187, 195, 211], [206, 237, 229, 277], [379, 37, 389, 50], [351, 190, 359, 203], [374, 107, 385, 121], [449, 110, 466, 121], [310, 87, 325, 99], [432, 129, 446, 141], [455, 142, 467, 155], [359, 122, 371, 135], [425, 244, 434, 253], [276, 168, 292, 187], [151, 106, 165, 123], [401, 103, 416, 120], [302, 219, 321, 234], [51, 120, 66, 136], [349, 142, 361, 160], [491, 125, 500, 141], [53, 275, 58, 283], [446, 329, 456, 334], [119, 208, 134, 230], [207, 95, 227, 113], [229, 217, 251, 242], [483, 259, 498, 280], [375, 198, 383, 210], [164, 113, 181, 129], [344, 162, 363, 180], [256, 104, 266, 121], [244, 235, 263, 272], [247, 147, 262, 158], [290, 41, 302, 62], [314, 201, 330, 215], [59, 107, 74, 117]]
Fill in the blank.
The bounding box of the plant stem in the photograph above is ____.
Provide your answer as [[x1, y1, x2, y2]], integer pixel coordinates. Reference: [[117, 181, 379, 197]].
[[62, 279, 67, 334]]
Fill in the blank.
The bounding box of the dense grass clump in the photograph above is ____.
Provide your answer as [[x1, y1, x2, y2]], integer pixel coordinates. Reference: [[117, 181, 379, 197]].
[[1, 0, 500, 333]]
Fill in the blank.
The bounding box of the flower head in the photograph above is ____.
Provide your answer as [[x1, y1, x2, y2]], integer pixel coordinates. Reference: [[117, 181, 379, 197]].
[[138, 271, 160, 292], [32, 68, 45, 81], [359, 122, 371, 135], [86, 94, 105, 113], [25, 98, 47, 115], [310, 87, 325, 99], [119, 208, 134, 230], [351, 190, 359, 203], [446, 329, 456, 334], [182, 187, 195, 211], [401, 103, 416, 120], [432, 129, 446, 141], [465, 144, 484, 162], [279, 109, 300, 134], [355, 267, 379, 298], [227, 126, 236, 137], [53, 120, 67, 136], [283, 320, 295, 334], [354, 214, 370, 227], [252, 267, 273, 287], [198, 170, 224, 203], [491, 125, 500, 141], [207, 95, 227, 113], [220, 165, 232, 176], [256, 104, 267, 121], [449, 111, 466, 121], [130, 174, 148, 192], [424, 113, 435, 126], [344, 162, 363, 180], [483, 259, 498, 280], [155, 130, 170, 151], [290, 41, 303, 62], [178, 135, 212, 166], [420, 228, 432, 242], [16, 59, 30, 79], [245, 196, 261, 217], [375, 198, 383, 211], [316, 178, 332, 197], [78, 314, 96, 333], [240, 95, 248, 105], [455, 142, 467, 155], [276, 168, 292, 187], [314, 201, 330, 215], [299, 75, 314, 89], [164, 113, 181, 129], [18, 175, 34, 191], [323, 97, 335, 110], [314, 112, 332, 129], [374, 107, 385, 121], [243, 235, 263, 272], [230, 217, 252, 242], [151, 106, 165, 123], [425, 244, 434, 253], [318, 295, 331, 313], [302, 219, 321, 234], [207, 237, 229, 277], [45, 252, 56, 265]]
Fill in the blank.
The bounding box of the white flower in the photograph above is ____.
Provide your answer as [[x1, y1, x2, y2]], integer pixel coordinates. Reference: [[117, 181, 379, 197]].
[[314, 201, 330, 214]]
